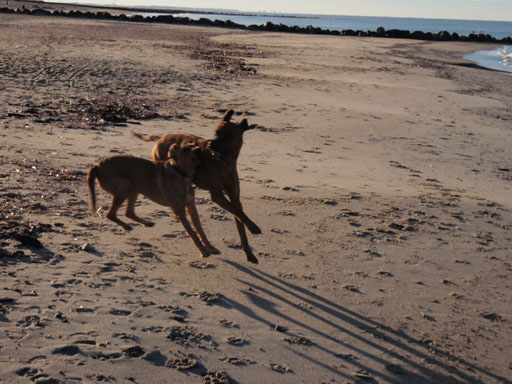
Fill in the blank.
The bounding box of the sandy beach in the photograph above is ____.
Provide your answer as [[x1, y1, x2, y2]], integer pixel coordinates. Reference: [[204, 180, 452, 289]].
[[1, 5, 511, 384]]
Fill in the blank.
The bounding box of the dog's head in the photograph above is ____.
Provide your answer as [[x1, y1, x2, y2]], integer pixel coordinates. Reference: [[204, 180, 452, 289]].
[[208, 109, 255, 161], [168, 143, 202, 177]]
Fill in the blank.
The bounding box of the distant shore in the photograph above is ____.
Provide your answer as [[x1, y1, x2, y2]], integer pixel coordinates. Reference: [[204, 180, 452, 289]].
[[2, 0, 511, 43]]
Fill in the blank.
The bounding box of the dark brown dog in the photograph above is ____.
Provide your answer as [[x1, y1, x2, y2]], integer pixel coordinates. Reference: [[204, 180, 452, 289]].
[[133, 109, 260, 264], [87, 143, 216, 258]]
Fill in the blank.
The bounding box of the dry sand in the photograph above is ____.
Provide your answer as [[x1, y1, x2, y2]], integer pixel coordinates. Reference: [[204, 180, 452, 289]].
[[1, 6, 511, 384]]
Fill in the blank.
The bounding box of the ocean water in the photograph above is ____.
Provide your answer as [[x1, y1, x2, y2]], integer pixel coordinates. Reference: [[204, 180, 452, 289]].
[[464, 45, 512, 74]]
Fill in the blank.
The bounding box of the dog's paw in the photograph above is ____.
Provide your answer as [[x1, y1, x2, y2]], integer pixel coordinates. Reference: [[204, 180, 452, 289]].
[[247, 254, 259, 264], [122, 224, 133, 231], [199, 248, 212, 258], [248, 224, 262, 235], [207, 246, 221, 255], [144, 222, 155, 227]]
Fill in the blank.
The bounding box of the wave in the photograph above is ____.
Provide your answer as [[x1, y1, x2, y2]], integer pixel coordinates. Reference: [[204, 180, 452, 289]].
[[465, 46, 512, 74]]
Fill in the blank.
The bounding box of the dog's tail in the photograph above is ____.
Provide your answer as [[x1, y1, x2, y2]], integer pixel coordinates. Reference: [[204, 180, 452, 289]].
[[132, 132, 162, 143], [87, 166, 99, 213]]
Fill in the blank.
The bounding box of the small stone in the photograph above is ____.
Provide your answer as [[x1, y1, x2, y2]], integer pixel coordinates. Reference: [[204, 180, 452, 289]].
[[481, 312, 504, 322], [81, 243, 95, 253]]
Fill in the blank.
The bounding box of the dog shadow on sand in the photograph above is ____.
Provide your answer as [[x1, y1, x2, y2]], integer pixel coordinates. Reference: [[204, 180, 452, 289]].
[[222, 260, 507, 384]]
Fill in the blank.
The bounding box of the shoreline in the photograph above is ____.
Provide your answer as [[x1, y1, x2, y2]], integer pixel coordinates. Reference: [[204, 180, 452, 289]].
[[2, 0, 511, 43], [464, 46, 512, 75]]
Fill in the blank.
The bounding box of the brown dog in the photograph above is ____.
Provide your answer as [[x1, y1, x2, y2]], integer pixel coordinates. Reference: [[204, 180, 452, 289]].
[[133, 109, 260, 264], [87, 143, 216, 258]]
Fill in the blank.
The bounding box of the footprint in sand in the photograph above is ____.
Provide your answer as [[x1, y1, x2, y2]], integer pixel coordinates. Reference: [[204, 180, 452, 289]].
[[15, 367, 40, 378], [89, 350, 123, 360], [203, 371, 232, 384], [188, 260, 216, 269], [283, 336, 312, 346], [335, 352, 359, 362], [226, 337, 249, 346], [219, 356, 255, 366], [269, 363, 292, 373], [109, 309, 131, 316], [180, 291, 222, 304], [166, 325, 212, 347], [219, 319, 239, 329], [167, 356, 203, 371], [353, 370, 376, 382], [17, 315, 45, 328]]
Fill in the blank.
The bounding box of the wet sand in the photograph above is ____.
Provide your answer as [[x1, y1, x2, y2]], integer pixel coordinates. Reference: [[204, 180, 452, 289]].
[[0, 7, 511, 384]]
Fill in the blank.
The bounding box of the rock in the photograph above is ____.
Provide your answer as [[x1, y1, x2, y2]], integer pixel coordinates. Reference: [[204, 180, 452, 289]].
[[30, 8, 51, 16], [273, 325, 288, 332], [153, 15, 173, 23], [437, 31, 452, 41], [81, 243, 95, 253], [481, 312, 504, 322], [129, 14, 144, 22], [0, 7, 16, 14], [263, 21, 276, 31], [386, 29, 411, 39]]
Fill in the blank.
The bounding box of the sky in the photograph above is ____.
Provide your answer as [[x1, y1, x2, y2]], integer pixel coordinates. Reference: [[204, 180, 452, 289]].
[[48, 0, 512, 21]]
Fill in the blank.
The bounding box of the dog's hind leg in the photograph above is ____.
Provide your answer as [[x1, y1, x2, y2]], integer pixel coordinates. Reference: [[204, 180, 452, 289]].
[[222, 178, 259, 264], [172, 207, 212, 259], [186, 198, 221, 255], [125, 190, 155, 227], [107, 195, 132, 230]]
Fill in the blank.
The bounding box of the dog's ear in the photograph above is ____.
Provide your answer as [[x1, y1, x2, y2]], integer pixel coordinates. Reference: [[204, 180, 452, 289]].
[[223, 109, 235, 122], [168, 143, 178, 159]]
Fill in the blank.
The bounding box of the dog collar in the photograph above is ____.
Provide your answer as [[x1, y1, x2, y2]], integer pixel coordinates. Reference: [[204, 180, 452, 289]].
[[170, 164, 194, 179]]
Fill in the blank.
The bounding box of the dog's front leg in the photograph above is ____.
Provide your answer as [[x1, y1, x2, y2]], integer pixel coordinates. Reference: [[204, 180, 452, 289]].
[[210, 188, 261, 235], [186, 197, 221, 255], [173, 207, 212, 259], [209, 191, 260, 264]]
